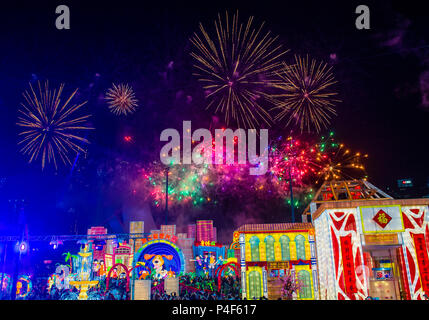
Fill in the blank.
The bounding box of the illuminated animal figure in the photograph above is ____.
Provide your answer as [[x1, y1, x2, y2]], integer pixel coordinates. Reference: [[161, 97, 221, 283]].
[[166, 269, 176, 278], [136, 262, 150, 280], [139, 270, 150, 280], [143, 254, 173, 280]]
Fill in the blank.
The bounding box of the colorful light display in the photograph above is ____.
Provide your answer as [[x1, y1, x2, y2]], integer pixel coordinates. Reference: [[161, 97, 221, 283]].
[[138, 161, 211, 208], [269, 136, 320, 188], [133, 238, 185, 280], [236, 223, 317, 300], [69, 244, 99, 300], [16, 275, 32, 299], [135, 132, 367, 211], [0, 273, 11, 294], [313, 133, 368, 183]]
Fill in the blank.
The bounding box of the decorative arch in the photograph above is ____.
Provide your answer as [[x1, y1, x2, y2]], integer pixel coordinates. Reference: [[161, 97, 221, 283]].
[[248, 270, 262, 299], [279, 235, 291, 261], [249, 236, 260, 261], [297, 270, 312, 299], [264, 235, 275, 261], [295, 234, 306, 260], [105, 263, 130, 292], [214, 262, 240, 292]]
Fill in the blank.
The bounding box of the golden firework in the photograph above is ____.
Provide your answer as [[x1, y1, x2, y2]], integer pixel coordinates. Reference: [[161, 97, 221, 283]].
[[17, 81, 93, 169], [315, 143, 368, 183], [105, 83, 138, 116], [270, 55, 340, 132], [190, 11, 287, 128]]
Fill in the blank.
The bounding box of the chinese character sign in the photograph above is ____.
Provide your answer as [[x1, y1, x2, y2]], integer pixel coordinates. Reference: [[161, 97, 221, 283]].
[[413, 234, 429, 293], [360, 206, 404, 233], [340, 235, 357, 296]]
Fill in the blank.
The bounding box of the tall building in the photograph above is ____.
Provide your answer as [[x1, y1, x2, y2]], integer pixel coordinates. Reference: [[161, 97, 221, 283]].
[[385, 177, 429, 199], [234, 223, 316, 300], [178, 236, 196, 273], [161, 224, 176, 235], [87, 226, 108, 261], [212, 227, 217, 243], [130, 221, 145, 251], [196, 220, 214, 242]]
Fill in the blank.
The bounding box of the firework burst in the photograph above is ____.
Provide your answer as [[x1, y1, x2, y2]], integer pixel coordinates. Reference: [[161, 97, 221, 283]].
[[270, 55, 340, 132], [138, 162, 212, 208], [105, 83, 138, 115], [190, 11, 287, 128], [269, 136, 320, 188], [17, 81, 92, 169], [314, 134, 368, 183]]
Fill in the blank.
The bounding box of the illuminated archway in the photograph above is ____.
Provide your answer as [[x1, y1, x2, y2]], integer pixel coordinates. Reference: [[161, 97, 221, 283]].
[[214, 262, 240, 292], [105, 263, 130, 292]]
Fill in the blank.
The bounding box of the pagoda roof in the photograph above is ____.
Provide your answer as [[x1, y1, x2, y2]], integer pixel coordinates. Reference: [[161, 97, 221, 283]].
[[302, 179, 394, 217]]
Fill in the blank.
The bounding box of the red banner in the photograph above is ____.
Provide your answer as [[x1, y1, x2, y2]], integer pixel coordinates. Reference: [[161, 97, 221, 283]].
[[397, 247, 411, 300], [340, 235, 357, 296], [413, 234, 429, 293]]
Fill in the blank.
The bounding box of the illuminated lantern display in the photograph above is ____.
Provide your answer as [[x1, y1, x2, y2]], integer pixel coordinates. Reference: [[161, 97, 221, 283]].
[[132, 235, 185, 280], [104, 242, 133, 276], [87, 226, 108, 262], [69, 244, 99, 300], [236, 223, 317, 300], [51, 265, 71, 290], [192, 220, 227, 277], [128, 222, 189, 300], [192, 241, 227, 277], [305, 180, 429, 300], [130, 221, 145, 253], [0, 273, 11, 295], [129, 220, 212, 277]]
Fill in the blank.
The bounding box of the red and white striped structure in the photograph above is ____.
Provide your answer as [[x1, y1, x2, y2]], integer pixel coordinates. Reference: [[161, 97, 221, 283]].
[[309, 180, 429, 300]]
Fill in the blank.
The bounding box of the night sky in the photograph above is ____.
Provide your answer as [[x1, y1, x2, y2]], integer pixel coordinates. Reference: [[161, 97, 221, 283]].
[[0, 1, 428, 242]]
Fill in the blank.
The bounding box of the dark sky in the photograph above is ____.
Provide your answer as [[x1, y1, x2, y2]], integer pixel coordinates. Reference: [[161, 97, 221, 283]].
[[0, 0, 428, 239]]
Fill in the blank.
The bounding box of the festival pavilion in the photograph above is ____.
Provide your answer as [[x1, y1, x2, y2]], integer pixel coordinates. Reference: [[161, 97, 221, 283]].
[[303, 179, 429, 300]]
